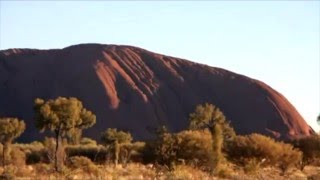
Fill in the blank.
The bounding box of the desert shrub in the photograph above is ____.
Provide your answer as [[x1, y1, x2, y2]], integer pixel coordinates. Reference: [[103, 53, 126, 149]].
[[14, 142, 47, 164], [277, 141, 302, 174], [227, 133, 302, 173], [0, 144, 3, 165], [0, 145, 26, 167], [101, 128, 133, 165], [292, 135, 320, 169], [175, 130, 214, 170], [42, 137, 68, 166], [80, 137, 97, 146], [243, 158, 260, 174], [164, 164, 211, 179], [0, 118, 25, 169], [43, 137, 58, 164], [215, 164, 233, 178], [14, 141, 44, 151], [189, 103, 236, 172], [143, 130, 214, 171], [25, 149, 47, 164], [9, 147, 26, 167], [101, 128, 132, 145], [65, 145, 107, 164], [66, 156, 100, 176], [34, 163, 53, 175], [117, 142, 141, 164], [308, 173, 320, 180], [67, 156, 93, 168], [143, 132, 176, 169], [92, 141, 142, 165], [0, 165, 17, 180], [129, 141, 145, 163]]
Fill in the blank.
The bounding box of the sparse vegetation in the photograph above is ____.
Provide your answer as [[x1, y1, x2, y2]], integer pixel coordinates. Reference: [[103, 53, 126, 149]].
[[0, 100, 319, 179]]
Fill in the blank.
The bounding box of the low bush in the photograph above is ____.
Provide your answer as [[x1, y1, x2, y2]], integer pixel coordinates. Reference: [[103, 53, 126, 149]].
[[164, 165, 211, 179], [243, 158, 261, 175], [227, 133, 302, 173], [66, 156, 100, 176], [292, 135, 320, 169], [128, 141, 145, 163], [0, 165, 17, 180], [65, 145, 107, 164], [9, 147, 26, 167], [34, 163, 52, 174], [14, 142, 47, 164], [80, 137, 97, 146], [143, 130, 214, 171], [0, 145, 26, 167]]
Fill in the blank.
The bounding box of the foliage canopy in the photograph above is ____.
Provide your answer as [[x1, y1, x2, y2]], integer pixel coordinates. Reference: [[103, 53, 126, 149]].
[[101, 128, 132, 145], [0, 118, 26, 144], [34, 97, 96, 135], [189, 103, 235, 141]]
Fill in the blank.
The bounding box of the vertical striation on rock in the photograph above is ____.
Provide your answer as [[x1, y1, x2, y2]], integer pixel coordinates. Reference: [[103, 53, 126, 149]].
[[0, 43, 314, 142]]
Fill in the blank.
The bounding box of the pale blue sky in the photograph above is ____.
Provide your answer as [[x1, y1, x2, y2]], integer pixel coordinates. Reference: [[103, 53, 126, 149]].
[[1, 1, 319, 131]]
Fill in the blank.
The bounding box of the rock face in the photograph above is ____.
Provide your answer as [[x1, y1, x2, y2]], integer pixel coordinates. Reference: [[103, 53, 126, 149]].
[[0, 44, 314, 142]]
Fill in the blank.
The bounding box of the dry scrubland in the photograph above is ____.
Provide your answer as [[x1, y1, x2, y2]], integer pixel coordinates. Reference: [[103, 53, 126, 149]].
[[1, 100, 320, 179], [0, 163, 319, 179], [0, 128, 319, 180]]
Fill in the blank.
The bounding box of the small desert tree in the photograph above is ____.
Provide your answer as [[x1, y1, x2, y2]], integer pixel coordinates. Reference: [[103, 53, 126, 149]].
[[34, 97, 96, 172], [189, 103, 235, 170], [0, 118, 25, 168], [101, 128, 132, 165]]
